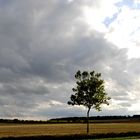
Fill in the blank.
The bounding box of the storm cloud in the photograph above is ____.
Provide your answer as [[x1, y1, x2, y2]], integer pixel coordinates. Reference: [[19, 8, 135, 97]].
[[0, 0, 140, 120]]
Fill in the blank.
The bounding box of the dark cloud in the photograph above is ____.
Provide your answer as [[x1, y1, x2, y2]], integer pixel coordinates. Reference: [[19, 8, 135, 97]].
[[0, 0, 140, 119]]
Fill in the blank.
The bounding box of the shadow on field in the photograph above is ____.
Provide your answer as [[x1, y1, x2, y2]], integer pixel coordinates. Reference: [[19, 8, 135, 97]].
[[0, 132, 140, 140]]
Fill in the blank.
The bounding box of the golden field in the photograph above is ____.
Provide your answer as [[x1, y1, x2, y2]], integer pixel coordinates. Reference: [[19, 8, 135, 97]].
[[0, 123, 140, 137]]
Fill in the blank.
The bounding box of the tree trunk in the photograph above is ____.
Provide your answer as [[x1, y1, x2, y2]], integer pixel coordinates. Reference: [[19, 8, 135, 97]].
[[87, 107, 90, 134]]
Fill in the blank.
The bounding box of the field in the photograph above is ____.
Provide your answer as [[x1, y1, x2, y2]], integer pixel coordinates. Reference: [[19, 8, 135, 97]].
[[0, 122, 140, 138]]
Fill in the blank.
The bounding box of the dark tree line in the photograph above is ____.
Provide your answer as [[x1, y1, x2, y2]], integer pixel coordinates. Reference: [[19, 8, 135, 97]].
[[49, 115, 140, 122], [0, 119, 48, 124], [0, 115, 139, 124]]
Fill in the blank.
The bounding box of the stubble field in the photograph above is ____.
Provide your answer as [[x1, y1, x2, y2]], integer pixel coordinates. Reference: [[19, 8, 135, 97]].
[[0, 123, 140, 138]]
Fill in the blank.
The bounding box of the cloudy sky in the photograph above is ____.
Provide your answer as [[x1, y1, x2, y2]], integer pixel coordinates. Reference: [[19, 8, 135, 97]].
[[0, 0, 140, 120]]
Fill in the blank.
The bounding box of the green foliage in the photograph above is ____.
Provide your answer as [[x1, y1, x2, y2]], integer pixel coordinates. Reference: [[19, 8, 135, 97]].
[[68, 70, 110, 111]]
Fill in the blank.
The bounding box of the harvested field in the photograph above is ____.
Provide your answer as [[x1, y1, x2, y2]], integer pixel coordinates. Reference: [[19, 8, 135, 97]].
[[0, 123, 140, 138]]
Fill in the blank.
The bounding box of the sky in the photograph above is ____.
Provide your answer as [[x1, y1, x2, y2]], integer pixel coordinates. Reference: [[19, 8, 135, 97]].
[[0, 0, 140, 120]]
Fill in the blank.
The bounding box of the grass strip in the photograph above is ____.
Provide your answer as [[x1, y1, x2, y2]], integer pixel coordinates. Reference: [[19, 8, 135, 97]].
[[0, 132, 140, 140]]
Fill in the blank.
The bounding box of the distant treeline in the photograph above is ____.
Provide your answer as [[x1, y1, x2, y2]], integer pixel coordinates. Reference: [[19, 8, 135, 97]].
[[0, 115, 140, 124], [0, 119, 48, 124], [48, 115, 140, 123]]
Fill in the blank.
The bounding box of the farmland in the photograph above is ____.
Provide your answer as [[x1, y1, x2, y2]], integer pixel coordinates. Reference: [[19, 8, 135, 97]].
[[0, 122, 140, 138]]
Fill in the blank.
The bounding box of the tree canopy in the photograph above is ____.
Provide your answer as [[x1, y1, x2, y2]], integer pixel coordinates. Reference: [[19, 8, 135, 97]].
[[68, 70, 110, 110]]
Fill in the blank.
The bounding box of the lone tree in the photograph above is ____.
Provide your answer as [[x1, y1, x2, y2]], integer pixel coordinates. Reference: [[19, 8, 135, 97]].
[[68, 70, 110, 134]]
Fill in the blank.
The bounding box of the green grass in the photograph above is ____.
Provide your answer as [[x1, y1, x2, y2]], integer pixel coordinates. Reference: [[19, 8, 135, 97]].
[[93, 137, 140, 140]]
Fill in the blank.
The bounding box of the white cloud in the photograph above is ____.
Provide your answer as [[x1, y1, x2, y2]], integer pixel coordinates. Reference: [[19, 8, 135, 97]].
[[105, 4, 140, 58], [82, 0, 121, 33], [134, 0, 140, 4]]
